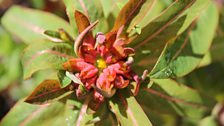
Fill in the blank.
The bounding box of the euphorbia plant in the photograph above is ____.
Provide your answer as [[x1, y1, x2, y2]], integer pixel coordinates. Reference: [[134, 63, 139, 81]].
[[55, 10, 148, 111], [0, 0, 219, 125]]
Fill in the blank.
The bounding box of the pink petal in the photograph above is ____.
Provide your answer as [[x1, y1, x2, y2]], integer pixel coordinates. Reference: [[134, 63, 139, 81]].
[[85, 76, 97, 90], [96, 73, 114, 92], [96, 32, 106, 44], [80, 65, 98, 79], [102, 66, 116, 81], [114, 75, 129, 89]]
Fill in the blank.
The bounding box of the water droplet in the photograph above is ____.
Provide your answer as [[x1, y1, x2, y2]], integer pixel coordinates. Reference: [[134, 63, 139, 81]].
[[164, 68, 173, 77]]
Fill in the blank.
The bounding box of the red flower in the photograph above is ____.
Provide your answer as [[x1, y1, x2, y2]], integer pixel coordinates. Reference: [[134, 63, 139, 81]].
[[62, 13, 143, 110]]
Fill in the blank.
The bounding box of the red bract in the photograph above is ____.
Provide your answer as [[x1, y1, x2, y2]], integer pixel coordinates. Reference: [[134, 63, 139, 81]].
[[62, 12, 141, 111]]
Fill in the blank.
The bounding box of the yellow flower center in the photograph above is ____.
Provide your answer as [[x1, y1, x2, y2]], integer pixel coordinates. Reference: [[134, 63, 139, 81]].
[[96, 58, 107, 70]]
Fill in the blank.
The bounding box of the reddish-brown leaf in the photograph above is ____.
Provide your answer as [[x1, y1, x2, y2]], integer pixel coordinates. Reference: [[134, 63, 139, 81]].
[[25, 80, 71, 104], [74, 10, 95, 55], [75, 10, 91, 33], [112, 0, 146, 32]]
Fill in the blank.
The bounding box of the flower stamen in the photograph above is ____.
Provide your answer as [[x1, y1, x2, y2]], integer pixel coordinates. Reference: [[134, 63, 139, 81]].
[[96, 58, 107, 70]]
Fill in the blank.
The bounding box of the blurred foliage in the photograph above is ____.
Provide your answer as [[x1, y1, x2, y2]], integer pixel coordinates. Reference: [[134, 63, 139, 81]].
[[0, 0, 223, 126]]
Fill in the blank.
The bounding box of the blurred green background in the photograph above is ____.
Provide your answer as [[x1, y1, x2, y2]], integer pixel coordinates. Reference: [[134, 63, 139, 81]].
[[0, 0, 224, 125], [0, 0, 67, 119]]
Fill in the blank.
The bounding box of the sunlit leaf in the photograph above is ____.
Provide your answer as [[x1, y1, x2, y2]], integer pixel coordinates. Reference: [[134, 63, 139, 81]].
[[99, 0, 122, 18], [22, 40, 74, 79], [150, 2, 218, 78], [2, 6, 73, 44], [130, 0, 196, 73], [74, 10, 95, 43], [75, 10, 91, 33], [57, 70, 72, 88], [0, 99, 83, 126], [130, 0, 211, 73], [112, 0, 154, 34], [63, 0, 107, 34], [199, 116, 218, 126], [63, 0, 79, 37], [110, 90, 152, 126]]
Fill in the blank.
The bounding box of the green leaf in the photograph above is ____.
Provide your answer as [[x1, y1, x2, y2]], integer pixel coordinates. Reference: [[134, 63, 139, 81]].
[[126, 0, 156, 33], [99, 0, 121, 18], [130, 0, 196, 72], [138, 0, 166, 28], [63, 0, 79, 37], [199, 116, 219, 126], [43, 30, 63, 42], [1, 5, 73, 44], [2, 93, 114, 126], [177, 0, 210, 34], [112, 0, 154, 33], [63, 0, 107, 34], [25, 80, 72, 104], [137, 79, 215, 120], [57, 70, 72, 88], [0, 47, 23, 91], [0, 27, 24, 91], [110, 90, 152, 126], [150, 2, 218, 78], [22, 41, 74, 79], [0, 27, 14, 56], [0, 99, 83, 126]]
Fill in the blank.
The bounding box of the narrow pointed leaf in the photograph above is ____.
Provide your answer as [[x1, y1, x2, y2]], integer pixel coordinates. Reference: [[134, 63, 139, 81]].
[[110, 90, 152, 126], [1, 6, 73, 44], [126, 0, 156, 33], [44, 30, 61, 39], [64, 0, 79, 37], [75, 10, 92, 33], [74, 10, 95, 48], [112, 0, 152, 33], [43, 30, 63, 43], [137, 79, 215, 119], [131, 0, 213, 75], [130, 0, 196, 72], [22, 41, 74, 79], [63, 0, 107, 34], [150, 2, 218, 78], [57, 70, 72, 88], [25, 80, 71, 104], [99, 0, 121, 18], [138, 0, 167, 28], [0, 99, 83, 126]]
